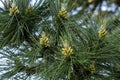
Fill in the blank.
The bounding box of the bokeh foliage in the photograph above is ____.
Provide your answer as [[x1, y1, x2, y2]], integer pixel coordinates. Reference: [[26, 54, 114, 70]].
[[0, 0, 120, 80]]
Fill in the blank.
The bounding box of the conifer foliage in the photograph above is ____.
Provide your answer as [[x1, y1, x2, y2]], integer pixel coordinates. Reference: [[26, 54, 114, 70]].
[[0, 0, 120, 80]]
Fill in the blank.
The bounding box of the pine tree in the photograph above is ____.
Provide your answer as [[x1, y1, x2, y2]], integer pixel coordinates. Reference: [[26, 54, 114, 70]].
[[0, 0, 120, 80]]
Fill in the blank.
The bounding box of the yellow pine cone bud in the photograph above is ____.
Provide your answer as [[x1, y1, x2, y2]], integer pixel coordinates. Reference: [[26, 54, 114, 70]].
[[89, 63, 95, 73], [58, 9, 68, 19], [39, 32, 49, 47], [25, 7, 32, 15], [62, 40, 73, 56], [9, 0, 19, 16], [88, 0, 94, 3], [62, 47, 73, 56], [98, 26, 107, 39]]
